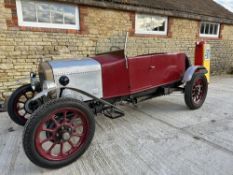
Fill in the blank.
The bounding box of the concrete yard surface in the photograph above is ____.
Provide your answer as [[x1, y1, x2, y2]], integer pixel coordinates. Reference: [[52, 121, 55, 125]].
[[0, 75, 233, 175]]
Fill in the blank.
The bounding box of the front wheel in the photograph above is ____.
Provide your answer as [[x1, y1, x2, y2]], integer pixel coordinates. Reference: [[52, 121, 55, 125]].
[[184, 74, 208, 110], [7, 84, 40, 126], [23, 98, 95, 169]]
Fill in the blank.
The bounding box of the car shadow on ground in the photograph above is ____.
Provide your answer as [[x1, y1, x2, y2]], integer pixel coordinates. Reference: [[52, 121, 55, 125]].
[[134, 97, 189, 113]]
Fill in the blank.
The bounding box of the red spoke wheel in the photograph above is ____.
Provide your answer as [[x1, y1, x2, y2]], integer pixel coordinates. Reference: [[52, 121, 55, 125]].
[[23, 98, 95, 169], [184, 73, 208, 109], [7, 84, 38, 126]]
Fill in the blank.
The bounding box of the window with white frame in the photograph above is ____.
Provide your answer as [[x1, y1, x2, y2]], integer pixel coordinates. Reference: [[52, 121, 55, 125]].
[[16, 0, 80, 30], [200, 22, 220, 38], [135, 14, 168, 35]]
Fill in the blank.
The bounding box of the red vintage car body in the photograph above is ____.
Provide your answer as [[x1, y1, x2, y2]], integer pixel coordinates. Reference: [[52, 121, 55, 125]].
[[94, 50, 186, 99]]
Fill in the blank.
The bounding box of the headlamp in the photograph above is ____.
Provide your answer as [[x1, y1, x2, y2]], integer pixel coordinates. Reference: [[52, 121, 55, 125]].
[[30, 72, 37, 90]]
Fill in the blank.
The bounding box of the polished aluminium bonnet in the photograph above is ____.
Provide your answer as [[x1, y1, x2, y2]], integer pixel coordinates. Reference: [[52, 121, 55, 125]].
[[49, 58, 103, 101]]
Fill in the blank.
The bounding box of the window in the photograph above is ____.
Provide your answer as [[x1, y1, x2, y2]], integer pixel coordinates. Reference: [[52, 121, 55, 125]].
[[200, 22, 220, 38], [16, 0, 80, 30], [135, 14, 168, 35]]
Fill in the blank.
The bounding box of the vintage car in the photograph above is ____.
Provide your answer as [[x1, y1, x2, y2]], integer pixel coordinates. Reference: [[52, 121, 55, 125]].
[[7, 34, 208, 168]]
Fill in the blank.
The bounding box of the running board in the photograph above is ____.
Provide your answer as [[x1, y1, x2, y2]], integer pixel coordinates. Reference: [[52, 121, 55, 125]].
[[102, 106, 125, 119]]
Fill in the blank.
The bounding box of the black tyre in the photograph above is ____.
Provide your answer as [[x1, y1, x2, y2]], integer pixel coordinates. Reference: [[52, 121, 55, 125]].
[[184, 73, 208, 110], [23, 98, 95, 169], [7, 84, 38, 126]]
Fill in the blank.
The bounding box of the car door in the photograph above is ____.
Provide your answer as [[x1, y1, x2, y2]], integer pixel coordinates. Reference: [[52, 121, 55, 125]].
[[150, 54, 186, 86], [128, 55, 152, 93]]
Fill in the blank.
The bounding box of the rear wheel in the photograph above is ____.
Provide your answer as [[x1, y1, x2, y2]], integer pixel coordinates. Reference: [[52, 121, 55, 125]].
[[23, 98, 95, 169], [184, 74, 208, 109], [7, 84, 40, 126]]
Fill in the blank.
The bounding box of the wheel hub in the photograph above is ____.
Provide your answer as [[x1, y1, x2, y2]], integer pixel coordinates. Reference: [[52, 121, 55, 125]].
[[62, 132, 71, 141], [192, 80, 204, 103], [54, 125, 73, 143], [25, 100, 40, 114]]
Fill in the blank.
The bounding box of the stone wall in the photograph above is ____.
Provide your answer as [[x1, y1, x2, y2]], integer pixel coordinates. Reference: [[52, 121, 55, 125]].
[[0, 1, 233, 101]]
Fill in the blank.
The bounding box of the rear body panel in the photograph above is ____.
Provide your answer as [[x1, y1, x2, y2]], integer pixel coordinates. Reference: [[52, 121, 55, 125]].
[[150, 53, 186, 86]]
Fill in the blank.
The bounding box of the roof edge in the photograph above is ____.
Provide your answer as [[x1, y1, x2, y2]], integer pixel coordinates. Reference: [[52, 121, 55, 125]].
[[61, 0, 233, 25]]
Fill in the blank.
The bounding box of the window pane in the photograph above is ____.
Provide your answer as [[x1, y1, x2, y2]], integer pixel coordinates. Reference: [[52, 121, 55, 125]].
[[158, 22, 165, 31], [51, 4, 64, 24], [153, 26, 158, 31], [51, 12, 63, 24], [21, 1, 36, 22], [64, 6, 76, 25], [17, 0, 79, 29], [205, 23, 210, 34], [37, 3, 50, 23], [210, 24, 213, 34], [151, 16, 166, 31], [136, 15, 152, 31], [214, 24, 218, 34], [200, 23, 205, 34], [136, 14, 166, 34], [200, 22, 219, 37]]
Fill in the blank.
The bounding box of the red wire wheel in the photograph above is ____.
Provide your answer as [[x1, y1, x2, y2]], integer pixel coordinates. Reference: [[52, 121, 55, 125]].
[[23, 98, 95, 169], [184, 73, 208, 109], [192, 78, 205, 104], [35, 108, 89, 161]]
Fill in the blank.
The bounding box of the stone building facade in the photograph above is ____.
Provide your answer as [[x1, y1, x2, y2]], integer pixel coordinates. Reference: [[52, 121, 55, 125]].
[[0, 0, 233, 102]]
